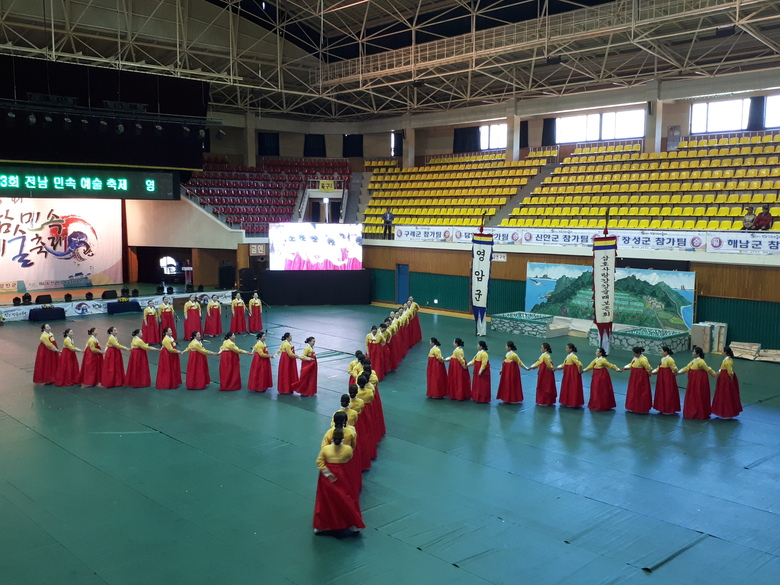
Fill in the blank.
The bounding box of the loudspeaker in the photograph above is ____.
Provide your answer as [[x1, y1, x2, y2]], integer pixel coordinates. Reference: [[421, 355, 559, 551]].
[[166, 286, 174, 295], [102, 290, 118, 300], [131, 289, 139, 297], [218, 266, 236, 290], [197, 284, 204, 292], [35, 294, 53, 304], [238, 268, 257, 292], [13, 297, 21, 306], [86, 292, 94, 300], [120, 286, 130, 297], [185, 283, 194, 293], [64, 293, 73, 302], [22, 293, 32, 305], [156, 285, 164, 294]]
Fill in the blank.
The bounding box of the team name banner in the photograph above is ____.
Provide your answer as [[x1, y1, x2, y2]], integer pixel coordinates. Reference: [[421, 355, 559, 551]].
[[593, 236, 617, 353], [0, 198, 122, 292], [706, 231, 780, 254], [471, 233, 494, 336]]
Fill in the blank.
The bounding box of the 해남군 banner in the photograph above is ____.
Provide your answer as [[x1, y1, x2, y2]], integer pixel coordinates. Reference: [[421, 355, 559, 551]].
[[592, 235, 617, 353], [471, 232, 494, 336]]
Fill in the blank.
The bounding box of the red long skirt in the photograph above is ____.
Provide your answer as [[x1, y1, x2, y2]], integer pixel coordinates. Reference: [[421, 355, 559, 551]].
[[124, 348, 151, 388], [381, 343, 392, 374], [360, 402, 379, 459], [183, 308, 201, 340], [247, 354, 273, 392], [55, 348, 80, 386], [160, 312, 177, 340], [248, 309, 263, 332], [367, 343, 385, 381], [219, 351, 242, 391], [372, 386, 387, 438], [653, 368, 681, 414], [277, 353, 299, 394], [587, 368, 617, 411], [344, 455, 363, 495], [101, 347, 125, 388], [535, 367, 557, 406], [354, 417, 372, 471], [156, 350, 182, 389], [410, 313, 422, 345], [312, 462, 364, 532], [398, 326, 410, 356], [625, 368, 652, 413], [426, 357, 448, 398], [683, 369, 712, 419], [559, 364, 584, 408], [230, 306, 247, 334], [388, 337, 402, 371], [142, 314, 161, 344], [711, 371, 742, 418], [471, 363, 492, 403], [33, 341, 59, 385], [496, 361, 523, 403], [204, 307, 222, 336], [447, 361, 472, 401], [292, 358, 318, 396], [186, 351, 211, 390], [79, 350, 103, 386]]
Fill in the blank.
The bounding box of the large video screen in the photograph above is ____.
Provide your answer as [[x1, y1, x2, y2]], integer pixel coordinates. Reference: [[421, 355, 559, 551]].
[[269, 223, 363, 271]]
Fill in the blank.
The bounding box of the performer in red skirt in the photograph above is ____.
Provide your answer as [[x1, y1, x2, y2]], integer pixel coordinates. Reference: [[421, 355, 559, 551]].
[[496, 341, 525, 404], [347, 351, 364, 387], [183, 295, 202, 340], [291, 336, 318, 396], [248, 331, 274, 392], [445, 337, 471, 401], [203, 294, 223, 337], [55, 329, 82, 387], [365, 325, 385, 381], [360, 360, 385, 439], [426, 338, 448, 399], [101, 327, 129, 388], [230, 292, 248, 335], [379, 323, 392, 376], [156, 327, 183, 389], [33, 323, 60, 385], [313, 428, 364, 534], [711, 346, 743, 419], [677, 346, 717, 419], [556, 343, 584, 408], [322, 412, 361, 496], [141, 300, 161, 345], [651, 346, 680, 415], [219, 332, 250, 391], [275, 332, 301, 394], [583, 347, 621, 411], [157, 296, 177, 340], [528, 343, 557, 406], [248, 292, 263, 332], [124, 329, 160, 388], [348, 384, 371, 471], [184, 331, 219, 390], [467, 340, 491, 403], [407, 296, 423, 345], [622, 347, 653, 413], [79, 328, 104, 387], [356, 376, 378, 459]]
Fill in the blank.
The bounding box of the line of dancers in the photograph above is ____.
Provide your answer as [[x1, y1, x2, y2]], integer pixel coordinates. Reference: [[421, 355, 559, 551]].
[[313, 355, 387, 535], [365, 296, 423, 381], [426, 339, 743, 420]]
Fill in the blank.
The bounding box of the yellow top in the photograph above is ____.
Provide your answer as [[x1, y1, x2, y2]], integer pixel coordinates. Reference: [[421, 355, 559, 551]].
[[504, 351, 526, 368], [583, 357, 620, 372], [39, 332, 57, 349], [63, 337, 77, 351], [449, 346, 466, 366], [106, 335, 128, 350], [365, 332, 381, 355], [321, 426, 357, 449], [184, 301, 201, 316], [231, 298, 245, 313], [220, 339, 242, 354], [301, 345, 315, 360], [625, 355, 652, 373], [679, 357, 717, 375], [471, 350, 489, 374], [143, 306, 158, 319], [363, 369, 378, 386], [157, 303, 173, 315], [316, 444, 353, 470], [428, 346, 444, 360], [186, 339, 210, 355], [252, 340, 271, 357], [532, 353, 554, 370], [249, 298, 262, 309], [559, 353, 582, 371], [410, 301, 420, 312], [348, 358, 363, 378], [658, 355, 678, 373], [379, 329, 391, 343], [719, 356, 734, 376], [357, 386, 374, 404], [162, 337, 178, 353], [131, 337, 152, 351], [399, 312, 410, 326], [86, 336, 102, 354], [333, 407, 358, 427], [278, 340, 296, 357], [349, 396, 365, 414], [207, 300, 221, 312], [388, 321, 399, 335]]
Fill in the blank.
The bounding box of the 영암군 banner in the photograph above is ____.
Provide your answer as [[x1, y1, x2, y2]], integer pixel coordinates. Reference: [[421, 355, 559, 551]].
[[0, 198, 122, 292], [471, 232, 494, 336]]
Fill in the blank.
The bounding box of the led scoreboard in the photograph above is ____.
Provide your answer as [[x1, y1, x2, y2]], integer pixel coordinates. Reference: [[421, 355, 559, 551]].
[[0, 165, 178, 199]]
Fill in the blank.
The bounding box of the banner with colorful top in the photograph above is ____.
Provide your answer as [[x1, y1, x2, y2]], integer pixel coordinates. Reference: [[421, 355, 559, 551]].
[[471, 232, 494, 336], [592, 235, 617, 353]]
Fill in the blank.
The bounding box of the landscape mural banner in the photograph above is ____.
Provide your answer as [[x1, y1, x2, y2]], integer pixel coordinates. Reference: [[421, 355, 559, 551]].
[[525, 262, 695, 331]]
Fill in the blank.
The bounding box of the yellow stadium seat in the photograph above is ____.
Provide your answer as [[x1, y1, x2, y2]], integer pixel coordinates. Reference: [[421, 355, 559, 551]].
[[706, 220, 720, 230], [729, 207, 743, 217], [719, 220, 733, 230]]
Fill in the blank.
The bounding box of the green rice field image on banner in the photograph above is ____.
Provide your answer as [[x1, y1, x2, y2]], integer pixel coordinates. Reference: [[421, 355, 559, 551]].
[[525, 263, 696, 331]]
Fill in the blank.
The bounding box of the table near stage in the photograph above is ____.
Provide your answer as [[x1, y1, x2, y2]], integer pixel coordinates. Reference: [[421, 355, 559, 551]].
[[107, 301, 142, 315], [28, 307, 67, 322]]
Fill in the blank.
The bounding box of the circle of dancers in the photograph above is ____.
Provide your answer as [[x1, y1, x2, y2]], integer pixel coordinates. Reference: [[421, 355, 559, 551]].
[[426, 338, 743, 420]]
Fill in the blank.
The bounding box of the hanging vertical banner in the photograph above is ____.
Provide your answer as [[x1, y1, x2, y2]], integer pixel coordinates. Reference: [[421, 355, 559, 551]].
[[593, 235, 617, 353], [471, 232, 494, 336]]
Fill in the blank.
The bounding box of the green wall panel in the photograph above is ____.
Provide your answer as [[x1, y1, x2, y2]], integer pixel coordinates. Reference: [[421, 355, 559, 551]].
[[371, 268, 395, 303], [409, 272, 470, 312], [697, 296, 780, 348], [487, 278, 527, 315]]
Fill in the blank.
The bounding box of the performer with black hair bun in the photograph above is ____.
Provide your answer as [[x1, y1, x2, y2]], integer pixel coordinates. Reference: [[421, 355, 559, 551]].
[[677, 346, 717, 419], [445, 338, 471, 401], [124, 329, 159, 388], [291, 337, 318, 396], [467, 340, 491, 403], [275, 332, 301, 394], [651, 346, 680, 415], [219, 332, 250, 391], [497, 341, 524, 404], [79, 327, 104, 387], [247, 331, 274, 392], [556, 343, 584, 408], [33, 323, 59, 385], [184, 331, 219, 390], [155, 327, 182, 389], [101, 327, 129, 388], [528, 342, 556, 406], [623, 347, 653, 413], [583, 347, 620, 411], [313, 427, 364, 535], [712, 346, 743, 419], [55, 329, 82, 387], [426, 337, 448, 399]]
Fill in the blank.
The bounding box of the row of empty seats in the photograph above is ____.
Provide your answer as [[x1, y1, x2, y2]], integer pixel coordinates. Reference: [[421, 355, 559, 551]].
[[498, 217, 767, 231], [677, 135, 780, 149]]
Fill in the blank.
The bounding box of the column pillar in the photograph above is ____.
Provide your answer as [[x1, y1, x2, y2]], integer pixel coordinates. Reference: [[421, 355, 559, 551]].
[[403, 127, 416, 169], [506, 114, 521, 162], [644, 82, 663, 154]]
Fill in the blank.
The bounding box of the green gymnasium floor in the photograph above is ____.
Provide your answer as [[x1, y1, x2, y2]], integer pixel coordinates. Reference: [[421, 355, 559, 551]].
[[1, 305, 779, 585]]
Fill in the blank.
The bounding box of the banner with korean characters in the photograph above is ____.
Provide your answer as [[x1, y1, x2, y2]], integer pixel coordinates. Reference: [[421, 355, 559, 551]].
[[706, 231, 780, 254], [394, 226, 451, 242], [451, 227, 523, 244], [610, 230, 706, 252]]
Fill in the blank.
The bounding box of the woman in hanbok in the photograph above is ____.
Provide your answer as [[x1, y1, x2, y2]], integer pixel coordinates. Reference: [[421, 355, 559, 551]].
[[497, 341, 525, 404], [527, 343, 557, 406], [101, 327, 129, 388], [157, 296, 177, 340], [141, 300, 161, 344], [444, 337, 471, 401], [203, 294, 223, 337], [361, 361, 385, 439], [55, 329, 82, 386], [467, 340, 491, 403], [622, 347, 653, 414], [426, 337, 448, 399], [33, 323, 60, 385], [248, 331, 274, 392], [651, 346, 680, 415], [155, 327, 183, 389], [711, 346, 743, 419], [365, 326, 385, 381], [275, 332, 301, 394], [124, 329, 160, 388], [183, 295, 202, 340], [677, 346, 717, 420], [556, 343, 584, 408], [583, 347, 621, 411], [322, 411, 361, 494], [248, 292, 263, 332], [230, 292, 248, 335], [184, 331, 219, 390], [313, 428, 364, 534], [291, 336, 318, 396], [79, 328, 104, 387], [219, 332, 250, 391]]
